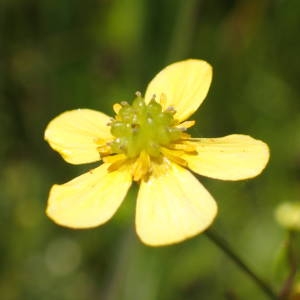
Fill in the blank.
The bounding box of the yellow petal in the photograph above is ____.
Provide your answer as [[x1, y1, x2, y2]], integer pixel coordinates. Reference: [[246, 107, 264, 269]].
[[46, 163, 132, 228], [184, 134, 270, 180], [135, 162, 217, 246], [45, 109, 113, 164], [145, 59, 212, 122]]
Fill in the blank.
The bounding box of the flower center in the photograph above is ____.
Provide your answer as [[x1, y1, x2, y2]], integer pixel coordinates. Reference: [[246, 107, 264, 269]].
[[109, 94, 183, 158], [97, 93, 197, 181]]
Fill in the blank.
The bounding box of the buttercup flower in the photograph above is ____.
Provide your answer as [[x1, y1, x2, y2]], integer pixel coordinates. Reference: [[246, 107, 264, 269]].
[[45, 59, 269, 246], [275, 201, 300, 231]]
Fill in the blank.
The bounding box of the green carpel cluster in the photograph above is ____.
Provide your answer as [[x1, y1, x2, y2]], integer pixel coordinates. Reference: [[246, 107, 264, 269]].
[[110, 95, 182, 158]]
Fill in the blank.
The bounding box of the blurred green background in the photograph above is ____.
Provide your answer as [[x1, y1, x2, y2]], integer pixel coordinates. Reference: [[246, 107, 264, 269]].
[[1, 0, 300, 299]]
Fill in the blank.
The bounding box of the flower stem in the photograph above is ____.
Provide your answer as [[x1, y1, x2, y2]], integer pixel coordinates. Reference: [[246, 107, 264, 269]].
[[278, 230, 298, 299], [205, 229, 278, 300]]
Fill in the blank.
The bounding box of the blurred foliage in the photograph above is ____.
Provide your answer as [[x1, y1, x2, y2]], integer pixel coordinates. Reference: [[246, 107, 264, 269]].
[[1, 0, 300, 299]]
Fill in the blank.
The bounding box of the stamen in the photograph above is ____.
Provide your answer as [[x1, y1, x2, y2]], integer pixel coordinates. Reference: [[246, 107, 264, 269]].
[[107, 96, 195, 177], [161, 148, 188, 167], [103, 153, 127, 164], [97, 144, 112, 157], [132, 151, 151, 181], [135, 91, 142, 97], [94, 137, 108, 145], [108, 158, 127, 172], [159, 93, 167, 107], [177, 120, 195, 129], [168, 142, 197, 154], [113, 103, 122, 114], [179, 132, 192, 139], [165, 106, 176, 114]]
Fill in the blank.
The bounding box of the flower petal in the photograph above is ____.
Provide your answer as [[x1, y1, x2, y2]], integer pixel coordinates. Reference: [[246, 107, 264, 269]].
[[45, 109, 113, 164], [46, 163, 132, 228], [135, 162, 217, 246], [145, 59, 212, 122], [184, 134, 270, 180]]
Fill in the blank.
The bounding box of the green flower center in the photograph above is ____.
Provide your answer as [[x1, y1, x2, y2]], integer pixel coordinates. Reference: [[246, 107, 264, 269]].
[[110, 94, 182, 158]]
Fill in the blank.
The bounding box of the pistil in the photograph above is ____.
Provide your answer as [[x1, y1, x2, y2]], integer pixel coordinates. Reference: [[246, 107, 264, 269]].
[[98, 94, 196, 181]]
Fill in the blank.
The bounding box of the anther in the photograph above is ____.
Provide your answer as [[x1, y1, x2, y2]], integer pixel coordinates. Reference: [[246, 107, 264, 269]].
[[113, 103, 122, 114], [159, 93, 167, 106], [165, 106, 176, 114], [121, 101, 129, 106], [135, 91, 142, 97]]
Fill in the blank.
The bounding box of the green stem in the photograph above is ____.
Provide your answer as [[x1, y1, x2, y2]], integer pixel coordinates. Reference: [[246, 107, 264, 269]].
[[278, 230, 298, 299], [168, 2, 277, 299], [205, 229, 278, 300]]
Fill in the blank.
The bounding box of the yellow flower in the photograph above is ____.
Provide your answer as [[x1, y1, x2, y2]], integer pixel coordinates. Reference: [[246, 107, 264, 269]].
[[275, 201, 300, 231], [45, 59, 269, 246]]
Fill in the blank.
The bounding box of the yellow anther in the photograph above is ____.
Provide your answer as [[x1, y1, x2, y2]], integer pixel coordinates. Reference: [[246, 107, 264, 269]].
[[132, 151, 151, 181], [97, 144, 112, 157], [103, 153, 127, 164], [104, 154, 128, 172], [169, 142, 197, 154], [113, 103, 122, 114], [159, 93, 167, 107], [179, 132, 191, 139]]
